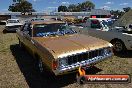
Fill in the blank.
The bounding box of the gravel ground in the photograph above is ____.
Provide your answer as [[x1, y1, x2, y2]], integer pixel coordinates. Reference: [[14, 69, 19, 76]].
[[0, 25, 132, 88]]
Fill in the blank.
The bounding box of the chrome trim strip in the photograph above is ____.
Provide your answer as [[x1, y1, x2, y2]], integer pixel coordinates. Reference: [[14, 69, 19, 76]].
[[54, 52, 112, 75], [58, 47, 111, 58]]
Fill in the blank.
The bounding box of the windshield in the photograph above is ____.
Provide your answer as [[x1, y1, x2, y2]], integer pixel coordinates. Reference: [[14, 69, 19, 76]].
[[7, 20, 19, 23], [33, 23, 77, 37]]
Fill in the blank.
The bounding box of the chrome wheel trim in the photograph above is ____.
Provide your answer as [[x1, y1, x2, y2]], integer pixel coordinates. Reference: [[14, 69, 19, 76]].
[[113, 41, 123, 52]]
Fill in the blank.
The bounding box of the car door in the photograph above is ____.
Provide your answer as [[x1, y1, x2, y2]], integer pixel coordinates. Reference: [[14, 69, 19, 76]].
[[22, 23, 34, 54], [17, 24, 25, 43]]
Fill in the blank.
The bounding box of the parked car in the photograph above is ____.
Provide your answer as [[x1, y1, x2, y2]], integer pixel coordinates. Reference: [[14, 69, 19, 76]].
[[16, 20, 113, 76], [31, 18, 45, 21], [5, 19, 23, 32], [76, 26, 132, 53], [76, 18, 110, 31]]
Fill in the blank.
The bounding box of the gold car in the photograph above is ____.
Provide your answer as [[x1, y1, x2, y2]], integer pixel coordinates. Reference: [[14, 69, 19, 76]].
[[16, 20, 113, 76]]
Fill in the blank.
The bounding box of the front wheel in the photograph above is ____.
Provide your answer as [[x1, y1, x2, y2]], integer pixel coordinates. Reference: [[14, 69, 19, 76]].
[[111, 40, 126, 53]]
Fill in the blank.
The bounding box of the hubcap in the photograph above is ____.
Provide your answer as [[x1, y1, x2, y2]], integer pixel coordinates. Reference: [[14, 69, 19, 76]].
[[113, 41, 123, 52]]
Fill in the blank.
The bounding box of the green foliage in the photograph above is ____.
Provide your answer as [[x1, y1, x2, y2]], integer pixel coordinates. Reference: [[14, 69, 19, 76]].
[[68, 4, 77, 12], [80, 1, 95, 11], [8, 0, 35, 12], [58, 5, 68, 12], [123, 7, 131, 12], [110, 7, 131, 19], [110, 10, 124, 18], [58, 1, 95, 12]]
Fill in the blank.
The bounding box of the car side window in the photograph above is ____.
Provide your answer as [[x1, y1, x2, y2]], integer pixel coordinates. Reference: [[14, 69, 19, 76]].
[[23, 23, 29, 31], [28, 24, 32, 36], [22, 23, 32, 36]]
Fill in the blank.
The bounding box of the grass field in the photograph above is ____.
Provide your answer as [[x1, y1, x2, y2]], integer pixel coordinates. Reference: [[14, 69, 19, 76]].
[[0, 25, 132, 88]]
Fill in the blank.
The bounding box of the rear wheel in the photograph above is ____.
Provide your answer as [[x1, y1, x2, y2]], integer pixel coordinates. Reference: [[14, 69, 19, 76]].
[[111, 40, 126, 53]]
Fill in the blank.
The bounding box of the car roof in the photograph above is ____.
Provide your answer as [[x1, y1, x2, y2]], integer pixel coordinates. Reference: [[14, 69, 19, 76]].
[[30, 20, 65, 25], [7, 19, 19, 20]]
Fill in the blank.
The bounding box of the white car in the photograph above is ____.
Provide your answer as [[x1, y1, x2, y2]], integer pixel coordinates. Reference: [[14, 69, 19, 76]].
[[89, 28, 132, 52], [74, 26, 132, 53], [5, 19, 23, 32]]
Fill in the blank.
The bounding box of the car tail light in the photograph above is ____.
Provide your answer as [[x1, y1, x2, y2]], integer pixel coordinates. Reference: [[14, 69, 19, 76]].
[[52, 60, 58, 70]]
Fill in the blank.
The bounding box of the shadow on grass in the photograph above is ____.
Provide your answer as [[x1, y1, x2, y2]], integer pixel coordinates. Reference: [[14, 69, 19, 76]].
[[114, 50, 132, 58], [10, 44, 102, 88], [3, 29, 16, 34]]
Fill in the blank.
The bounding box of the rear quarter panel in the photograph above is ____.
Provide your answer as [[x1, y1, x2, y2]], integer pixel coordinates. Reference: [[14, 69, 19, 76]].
[[17, 30, 55, 71]]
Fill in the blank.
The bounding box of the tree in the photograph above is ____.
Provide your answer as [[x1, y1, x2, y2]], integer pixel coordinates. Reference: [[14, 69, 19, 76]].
[[59, 0, 95, 12], [13, 0, 21, 3], [110, 10, 124, 18], [123, 7, 131, 12], [68, 4, 77, 12], [80, 1, 95, 11], [58, 5, 68, 12], [8, 0, 35, 12]]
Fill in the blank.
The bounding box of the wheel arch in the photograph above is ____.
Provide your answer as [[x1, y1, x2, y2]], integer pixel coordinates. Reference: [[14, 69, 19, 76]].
[[110, 38, 127, 51], [110, 38, 118, 42], [110, 38, 124, 44]]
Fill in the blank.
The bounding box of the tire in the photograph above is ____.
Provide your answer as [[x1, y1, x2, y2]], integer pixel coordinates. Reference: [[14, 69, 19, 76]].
[[3, 29, 7, 34], [111, 40, 126, 53]]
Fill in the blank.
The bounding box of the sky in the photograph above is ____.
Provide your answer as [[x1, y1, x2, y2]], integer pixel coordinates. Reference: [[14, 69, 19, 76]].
[[0, 0, 132, 12]]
